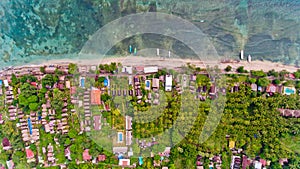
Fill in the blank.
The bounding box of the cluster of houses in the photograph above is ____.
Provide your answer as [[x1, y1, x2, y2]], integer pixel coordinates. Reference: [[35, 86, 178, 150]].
[[42, 143, 55, 166], [17, 112, 40, 143]]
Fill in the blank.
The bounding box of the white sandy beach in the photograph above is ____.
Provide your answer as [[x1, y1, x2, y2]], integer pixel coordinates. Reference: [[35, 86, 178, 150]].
[[40, 55, 299, 73]]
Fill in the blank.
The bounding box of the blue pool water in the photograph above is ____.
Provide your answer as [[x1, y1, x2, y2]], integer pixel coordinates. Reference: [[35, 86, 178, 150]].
[[28, 118, 32, 135], [285, 88, 295, 95], [146, 81, 150, 88], [139, 157, 143, 165], [118, 133, 123, 142], [80, 78, 85, 87]]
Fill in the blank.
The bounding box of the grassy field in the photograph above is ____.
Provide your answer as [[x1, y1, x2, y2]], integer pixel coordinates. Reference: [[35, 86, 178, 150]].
[[281, 134, 300, 154]]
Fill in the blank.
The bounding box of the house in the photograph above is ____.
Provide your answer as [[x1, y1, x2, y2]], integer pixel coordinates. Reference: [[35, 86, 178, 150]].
[[126, 116, 132, 130], [152, 78, 159, 88], [253, 160, 262, 169], [3, 80, 8, 87], [2, 138, 11, 150], [65, 81, 71, 89], [119, 159, 130, 166], [266, 84, 277, 93], [209, 84, 217, 95], [251, 83, 257, 91], [279, 158, 288, 166], [190, 74, 196, 81], [122, 66, 133, 74], [165, 75, 173, 91], [126, 131, 132, 146], [26, 147, 35, 159], [83, 149, 92, 161], [0, 114, 3, 124], [91, 87, 101, 105], [93, 115, 101, 130], [229, 141, 235, 149], [6, 160, 14, 169], [65, 147, 71, 160], [98, 155, 106, 162], [242, 155, 252, 169], [144, 66, 158, 74], [135, 66, 144, 72]]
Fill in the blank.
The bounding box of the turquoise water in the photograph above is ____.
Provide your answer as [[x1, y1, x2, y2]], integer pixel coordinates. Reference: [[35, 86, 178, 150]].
[[0, 0, 300, 68], [284, 87, 295, 95]]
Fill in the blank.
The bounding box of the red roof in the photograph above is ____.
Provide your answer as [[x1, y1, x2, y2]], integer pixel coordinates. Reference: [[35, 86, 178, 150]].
[[70, 87, 76, 95], [83, 149, 92, 161], [98, 155, 106, 162], [26, 148, 34, 159], [91, 88, 101, 105], [30, 82, 37, 87], [260, 159, 267, 166]]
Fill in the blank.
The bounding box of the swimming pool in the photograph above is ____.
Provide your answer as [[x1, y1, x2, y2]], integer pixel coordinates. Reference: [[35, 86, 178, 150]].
[[284, 87, 295, 95], [146, 81, 150, 88], [118, 132, 123, 142], [80, 78, 85, 88]]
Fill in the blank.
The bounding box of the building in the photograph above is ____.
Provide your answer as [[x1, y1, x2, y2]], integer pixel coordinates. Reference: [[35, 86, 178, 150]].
[[98, 155, 106, 162], [3, 80, 8, 87], [83, 149, 92, 161], [144, 66, 158, 74], [229, 141, 235, 149], [253, 160, 262, 169], [93, 115, 101, 130], [91, 87, 101, 105], [122, 66, 133, 74], [251, 83, 257, 91], [152, 78, 159, 88], [65, 81, 71, 89], [119, 159, 130, 166], [126, 116, 132, 130], [0, 114, 3, 124], [26, 147, 35, 159], [165, 75, 173, 91], [126, 131, 132, 146], [266, 84, 277, 93], [2, 138, 11, 150], [6, 160, 14, 169]]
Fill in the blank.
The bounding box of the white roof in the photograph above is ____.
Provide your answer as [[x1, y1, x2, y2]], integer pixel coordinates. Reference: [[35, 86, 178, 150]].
[[4, 80, 8, 87], [144, 66, 158, 74], [254, 161, 262, 169], [165, 75, 172, 91]]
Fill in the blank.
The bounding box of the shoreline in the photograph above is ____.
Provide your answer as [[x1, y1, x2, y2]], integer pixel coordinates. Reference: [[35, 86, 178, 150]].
[[40, 55, 300, 73], [3, 55, 300, 73]]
